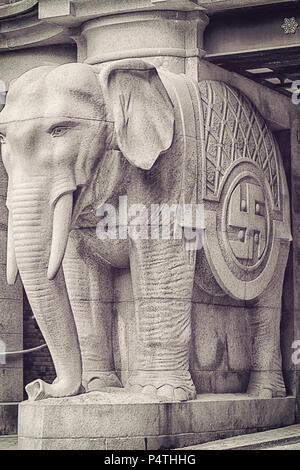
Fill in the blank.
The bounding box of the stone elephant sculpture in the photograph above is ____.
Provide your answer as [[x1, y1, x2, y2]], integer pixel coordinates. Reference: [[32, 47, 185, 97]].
[[0, 60, 291, 402]]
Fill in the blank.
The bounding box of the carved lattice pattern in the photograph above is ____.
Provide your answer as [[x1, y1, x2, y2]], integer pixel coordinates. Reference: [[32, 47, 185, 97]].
[[199, 80, 280, 209]]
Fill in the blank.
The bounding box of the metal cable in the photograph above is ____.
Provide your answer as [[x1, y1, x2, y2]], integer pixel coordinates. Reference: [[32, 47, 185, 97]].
[[1, 343, 47, 356]]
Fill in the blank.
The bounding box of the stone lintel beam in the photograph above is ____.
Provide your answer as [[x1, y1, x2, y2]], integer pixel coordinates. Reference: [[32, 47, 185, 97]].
[[198, 0, 296, 14], [36, 0, 297, 23], [38, 0, 206, 25], [0, 0, 294, 24], [205, 4, 300, 56], [0, 16, 73, 51], [38, 0, 75, 19], [0, 0, 38, 20]]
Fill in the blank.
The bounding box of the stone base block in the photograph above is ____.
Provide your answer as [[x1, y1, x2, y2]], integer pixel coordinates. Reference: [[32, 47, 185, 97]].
[[18, 390, 296, 450], [0, 403, 18, 436]]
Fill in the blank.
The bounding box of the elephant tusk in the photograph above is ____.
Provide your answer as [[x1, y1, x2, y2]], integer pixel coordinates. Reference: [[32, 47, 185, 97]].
[[47, 192, 73, 281], [7, 211, 18, 285]]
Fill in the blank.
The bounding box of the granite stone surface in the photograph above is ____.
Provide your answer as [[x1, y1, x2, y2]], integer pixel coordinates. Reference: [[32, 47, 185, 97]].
[[18, 392, 296, 450], [0, 0, 297, 449]]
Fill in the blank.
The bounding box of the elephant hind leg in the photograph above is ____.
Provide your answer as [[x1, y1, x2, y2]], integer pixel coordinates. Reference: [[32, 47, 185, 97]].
[[246, 304, 286, 398], [247, 340, 286, 398], [246, 244, 289, 398]]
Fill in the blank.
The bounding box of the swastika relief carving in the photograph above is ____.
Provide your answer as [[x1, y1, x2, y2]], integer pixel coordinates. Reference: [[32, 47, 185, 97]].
[[227, 182, 267, 265]]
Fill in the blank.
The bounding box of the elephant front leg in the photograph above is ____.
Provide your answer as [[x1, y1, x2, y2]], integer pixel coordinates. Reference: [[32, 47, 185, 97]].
[[246, 243, 289, 398], [128, 238, 196, 402], [63, 230, 122, 391]]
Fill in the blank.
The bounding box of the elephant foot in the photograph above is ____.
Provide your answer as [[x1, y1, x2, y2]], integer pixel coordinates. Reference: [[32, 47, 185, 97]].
[[126, 370, 196, 402], [25, 378, 84, 401], [83, 371, 123, 391], [247, 371, 286, 398]]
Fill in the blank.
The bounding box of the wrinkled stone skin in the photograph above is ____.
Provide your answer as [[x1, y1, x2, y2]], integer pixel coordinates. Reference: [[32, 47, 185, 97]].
[[0, 60, 291, 402]]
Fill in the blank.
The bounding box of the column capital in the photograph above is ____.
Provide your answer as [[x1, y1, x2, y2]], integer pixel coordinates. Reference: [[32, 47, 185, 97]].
[[81, 10, 209, 71]]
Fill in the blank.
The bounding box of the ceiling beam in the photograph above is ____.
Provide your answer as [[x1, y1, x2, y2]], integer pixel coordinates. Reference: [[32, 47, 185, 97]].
[[198, 0, 297, 13], [204, 4, 300, 56]]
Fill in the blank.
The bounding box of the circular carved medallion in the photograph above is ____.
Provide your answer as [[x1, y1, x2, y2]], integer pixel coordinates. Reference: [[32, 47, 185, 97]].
[[203, 160, 281, 300]]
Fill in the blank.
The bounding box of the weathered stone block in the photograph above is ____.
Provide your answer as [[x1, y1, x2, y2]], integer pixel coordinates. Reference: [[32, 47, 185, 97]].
[[18, 392, 296, 450], [146, 428, 268, 450], [0, 367, 23, 402], [0, 299, 23, 335], [0, 196, 7, 229], [0, 229, 7, 265], [114, 268, 134, 302], [39, 0, 73, 19], [0, 403, 18, 436], [0, 333, 22, 369], [214, 371, 250, 394], [190, 303, 251, 388], [0, 265, 22, 301], [106, 437, 146, 450], [82, 10, 207, 73], [0, 161, 7, 198], [18, 436, 106, 450]]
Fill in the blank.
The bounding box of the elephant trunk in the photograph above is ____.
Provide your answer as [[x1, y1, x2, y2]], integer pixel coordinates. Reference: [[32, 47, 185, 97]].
[[8, 177, 82, 400]]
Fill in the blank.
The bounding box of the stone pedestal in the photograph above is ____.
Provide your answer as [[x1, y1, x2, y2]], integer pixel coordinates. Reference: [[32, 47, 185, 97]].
[[18, 392, 295, 450], [0, 403, 18, 436]]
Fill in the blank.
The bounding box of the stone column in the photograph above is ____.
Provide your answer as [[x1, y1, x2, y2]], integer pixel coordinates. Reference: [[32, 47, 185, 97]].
[[81, 9, 208, 73]]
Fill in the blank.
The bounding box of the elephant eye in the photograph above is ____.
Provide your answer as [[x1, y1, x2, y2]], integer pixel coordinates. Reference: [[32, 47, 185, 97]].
[[0, 133, 6, 144], [50, 126, 69, 138]]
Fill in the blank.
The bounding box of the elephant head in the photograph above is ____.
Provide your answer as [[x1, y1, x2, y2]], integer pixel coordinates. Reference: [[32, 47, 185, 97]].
[[0, 60, 174, 399]]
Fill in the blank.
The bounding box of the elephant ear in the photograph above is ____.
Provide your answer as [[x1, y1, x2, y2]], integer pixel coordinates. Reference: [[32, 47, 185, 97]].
[[98, 60, 175, 170]]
